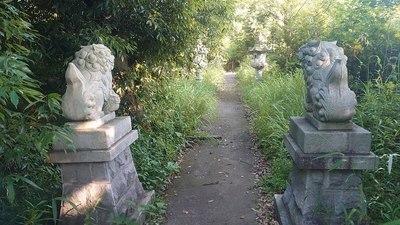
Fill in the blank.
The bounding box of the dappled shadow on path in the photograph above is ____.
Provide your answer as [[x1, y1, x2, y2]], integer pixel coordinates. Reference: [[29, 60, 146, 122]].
[[164, 72, 258, 225]]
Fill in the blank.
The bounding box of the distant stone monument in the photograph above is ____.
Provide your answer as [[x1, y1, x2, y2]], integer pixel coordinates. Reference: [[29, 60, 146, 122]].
[[274, 41, 379, 225], [49, 44, 153, 225], [193, 40, 209, 81], [249, 34, 267, 80]]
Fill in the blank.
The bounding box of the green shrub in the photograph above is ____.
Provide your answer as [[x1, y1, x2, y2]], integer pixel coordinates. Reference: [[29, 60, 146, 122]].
[[0, 2, 70, 224], [130, 63, 221, 191], [237, 61, 304, 194], [259, 157, 292, 194], [354, 79, 400, 224]]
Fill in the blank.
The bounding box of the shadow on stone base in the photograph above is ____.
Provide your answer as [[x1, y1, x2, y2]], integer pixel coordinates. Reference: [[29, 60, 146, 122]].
[[133, 190, 155, 224], [274, 194, 293, 225]]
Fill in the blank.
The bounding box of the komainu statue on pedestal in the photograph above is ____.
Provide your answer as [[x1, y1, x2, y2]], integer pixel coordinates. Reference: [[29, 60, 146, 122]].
[[298, 41, 356, 122], [61, 44, 120, 121]]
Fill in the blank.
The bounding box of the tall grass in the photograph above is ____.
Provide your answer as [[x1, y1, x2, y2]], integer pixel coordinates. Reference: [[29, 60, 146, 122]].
[[131, 62, 223, 190], [237, 61, 304, 193], [238, 60, 400, 224], [354, 78, 400, 224]]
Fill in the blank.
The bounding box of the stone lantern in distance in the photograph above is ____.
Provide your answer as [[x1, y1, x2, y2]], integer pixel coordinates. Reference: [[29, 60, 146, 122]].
[[249, 42, 267, 80], [193, 40, 209, 81]]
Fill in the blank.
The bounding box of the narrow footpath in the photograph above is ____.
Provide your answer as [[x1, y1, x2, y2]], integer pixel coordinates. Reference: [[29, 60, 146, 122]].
[[164, 72, 258, 225]]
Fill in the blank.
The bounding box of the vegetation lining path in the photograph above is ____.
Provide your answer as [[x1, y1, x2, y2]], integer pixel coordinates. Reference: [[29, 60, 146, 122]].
[[164, 72, 258, 225]]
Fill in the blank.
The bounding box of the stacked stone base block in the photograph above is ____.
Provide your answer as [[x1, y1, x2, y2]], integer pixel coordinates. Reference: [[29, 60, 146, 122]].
[[276, 168, 365, 225], [49, 115, 154, 225], [275, 117, 378, 225]]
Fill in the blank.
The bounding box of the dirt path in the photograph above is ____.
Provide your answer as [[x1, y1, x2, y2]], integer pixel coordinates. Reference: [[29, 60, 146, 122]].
[[164, 72, 258, 225]]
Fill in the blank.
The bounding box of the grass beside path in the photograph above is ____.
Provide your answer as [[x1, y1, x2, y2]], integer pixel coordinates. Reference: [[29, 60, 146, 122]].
[[129, 61, 225, 224], [236, 63, 304, 196]]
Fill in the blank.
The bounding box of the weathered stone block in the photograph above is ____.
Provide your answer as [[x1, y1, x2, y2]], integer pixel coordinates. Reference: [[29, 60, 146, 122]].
[[328, 171, 361, 189], [90, 162, 109, 181], [48, 130, 138, 163], [276, 167, 366, 225], [290, 117, 371, 154], [99, 188, 118, 208], [284, 134, 379, 170], [51, 117, 154, 225], [76, 166, 93, 184], [60, 164, 78, 184], [115, 147, 130, 167], [94, 207, 116, 225], [58, 150, 153, 225], [106, 159, 118, 179], [124, 162, 137, 186], [111, 173, 129, 203], [305, 113, 353, 130], [60, 181, 112, 225], [275, 194, 293, 225], [67, 112, 116, 130], [53, 116, 133, 150]]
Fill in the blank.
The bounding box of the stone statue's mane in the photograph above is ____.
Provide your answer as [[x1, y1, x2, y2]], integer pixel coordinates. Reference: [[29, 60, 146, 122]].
[[73, 44, 114, 74], [62, 44, 120, 121], [298, 41, 356, 123]]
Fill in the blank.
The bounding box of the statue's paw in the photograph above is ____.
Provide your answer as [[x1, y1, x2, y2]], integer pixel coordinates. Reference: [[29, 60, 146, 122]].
[[80, 92, 98, 119], [103, 93, 120, 114], [318, 108, 327, 121]]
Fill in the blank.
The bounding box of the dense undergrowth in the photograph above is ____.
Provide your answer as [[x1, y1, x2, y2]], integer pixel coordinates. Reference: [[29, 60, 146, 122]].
[[237, 62, 400, 224], [237, 62, 304, 195], [0, 0, 230, 224], [130, 64, 222, 191], [231, 1, 400, 223], [0, 59, 223, 225], [354, 79, 400, 224]]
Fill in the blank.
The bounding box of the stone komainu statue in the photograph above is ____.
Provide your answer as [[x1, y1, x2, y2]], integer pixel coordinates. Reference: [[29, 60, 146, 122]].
[[62, 44, 120, 121], [298, 41, 357, 122]]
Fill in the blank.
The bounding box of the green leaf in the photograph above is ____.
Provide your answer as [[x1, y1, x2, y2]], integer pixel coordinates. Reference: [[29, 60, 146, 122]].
[[6, 178, 15, 204], [51, 198, 58, 224], [9, 91, 19, 108], [0, 87, 5, 98], [14, 175, 43, 190], [381, 219, 400, 225], [329, 159, 348, 171], [53, 197, 80, 212]]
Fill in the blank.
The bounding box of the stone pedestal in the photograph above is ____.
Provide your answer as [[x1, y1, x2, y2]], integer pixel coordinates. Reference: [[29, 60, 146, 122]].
[[195, 70, 204, 81], [255, 70, 263, 80], [49, 113, 154, 225], [275, 117, 379, 225]]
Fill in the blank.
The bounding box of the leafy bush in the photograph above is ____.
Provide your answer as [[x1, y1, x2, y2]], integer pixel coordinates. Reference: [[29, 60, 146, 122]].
[[0, 2, 70, 224], [237, 61, 304, 194], [258, 157, 292, 194], [354, 79, 400, 224], [1, 1, 227, 223], [129, 64, 221, 191], [16, 0, 234, 94], [329, 0, 400, 81], [228, 0, 400, 77], [238, 62, 400, 223]]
